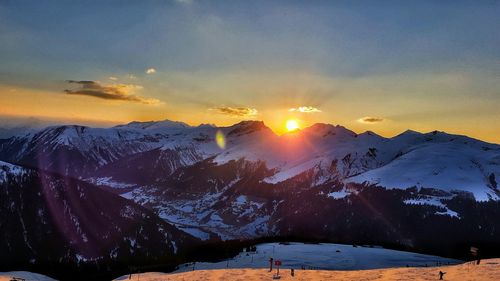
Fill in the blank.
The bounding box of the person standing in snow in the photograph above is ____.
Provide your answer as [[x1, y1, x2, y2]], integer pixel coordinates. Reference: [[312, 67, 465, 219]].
[[291, 268, 295, 277], [269, 257, 274, 272], [439, 271, 446, 280]]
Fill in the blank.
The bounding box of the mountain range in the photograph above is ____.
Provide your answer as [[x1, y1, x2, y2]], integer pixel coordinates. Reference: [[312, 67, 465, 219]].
[[1, 119, 499, 279]]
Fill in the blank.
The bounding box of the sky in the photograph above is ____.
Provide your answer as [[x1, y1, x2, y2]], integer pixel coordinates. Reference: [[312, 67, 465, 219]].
[[0, 0, 499, 142]]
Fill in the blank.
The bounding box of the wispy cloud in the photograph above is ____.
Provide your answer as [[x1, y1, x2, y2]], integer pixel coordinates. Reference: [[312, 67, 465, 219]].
[[145, 68, 156, 74], [64, 80, 160, 104], [289, 106, 322, 113], [108, 76, 118, 81], [357, 116, 385, 124], [210, 106, 258, 118]]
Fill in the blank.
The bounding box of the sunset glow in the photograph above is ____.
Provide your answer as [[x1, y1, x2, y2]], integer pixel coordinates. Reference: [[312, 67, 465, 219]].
[[0, 2, 498, 279], [286, 120, 300, 132], [0, 1, 498, 143]]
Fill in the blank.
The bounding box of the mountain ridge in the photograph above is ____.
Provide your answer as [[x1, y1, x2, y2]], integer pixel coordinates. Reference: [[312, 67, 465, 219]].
[[2, 118, 499, 145], [0, 119, 498, 202], [1, 119, 500, 278]]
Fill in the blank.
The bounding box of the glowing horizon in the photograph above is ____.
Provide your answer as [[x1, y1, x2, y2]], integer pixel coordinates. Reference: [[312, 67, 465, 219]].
[[1, 1, 499, 143]]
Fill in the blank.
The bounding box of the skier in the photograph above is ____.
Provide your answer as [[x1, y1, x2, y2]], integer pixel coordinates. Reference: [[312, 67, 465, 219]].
[[291, 268, 295, 277], [439, 271, 446, 280], [269, 257, 274, 272]]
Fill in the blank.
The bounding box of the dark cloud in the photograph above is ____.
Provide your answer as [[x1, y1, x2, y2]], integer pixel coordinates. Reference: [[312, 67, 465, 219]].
[[64, 80, 159, 104], [210, 106, 258, 117], [358, 116, 385, 123]]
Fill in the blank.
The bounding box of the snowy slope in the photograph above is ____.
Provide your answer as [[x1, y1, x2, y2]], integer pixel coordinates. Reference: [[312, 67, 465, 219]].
[[114, 259, 500, 281], [121, 159, 275, 240], [0, 271, 56, 281], [1, 119, 499, 202], [173, 242, 460, 272], [0, 160, 27, 183], [347, 133, 500, 201]]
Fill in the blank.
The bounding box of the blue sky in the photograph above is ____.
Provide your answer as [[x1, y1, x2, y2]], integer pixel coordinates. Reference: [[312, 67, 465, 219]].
[[0, 0, 499, 141]]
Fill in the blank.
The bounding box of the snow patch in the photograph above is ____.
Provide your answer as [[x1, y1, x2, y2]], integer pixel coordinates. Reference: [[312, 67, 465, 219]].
[[0, 161, 26, 184], [90, 177, 135, 189], [404, 196, 460, 218], [178, 227, 211, 240], [327, 188, 351, 199]]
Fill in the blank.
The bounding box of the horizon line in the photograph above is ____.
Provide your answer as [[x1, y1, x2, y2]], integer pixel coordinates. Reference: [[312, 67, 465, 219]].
[[1, 114, 498, 145]]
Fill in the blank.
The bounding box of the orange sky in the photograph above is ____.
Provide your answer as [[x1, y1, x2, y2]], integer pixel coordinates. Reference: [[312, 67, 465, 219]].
[[1, 79, 499, 144], [1, 1, 499, 143]]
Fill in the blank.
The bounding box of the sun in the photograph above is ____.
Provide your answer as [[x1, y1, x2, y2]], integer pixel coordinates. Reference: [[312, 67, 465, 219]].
[[286, 119, 300, 131]]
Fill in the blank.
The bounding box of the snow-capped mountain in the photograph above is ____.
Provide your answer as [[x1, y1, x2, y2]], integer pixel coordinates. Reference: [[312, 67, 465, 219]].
[[115, 119, 191, 130], [347, 130, 500, 201], [1, 120, 498, 201], [1, 119, 500, 276]]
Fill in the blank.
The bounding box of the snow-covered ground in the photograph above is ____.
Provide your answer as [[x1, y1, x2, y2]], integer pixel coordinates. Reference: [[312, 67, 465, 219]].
[[173, 242, 461, 273], [404, 195, 460, 218], [114, 258, 500, 281], [1, 258, 494, 281], [0, 271, 56, 281], [0, 160, 27, 183], [347, 141, 500, 201]]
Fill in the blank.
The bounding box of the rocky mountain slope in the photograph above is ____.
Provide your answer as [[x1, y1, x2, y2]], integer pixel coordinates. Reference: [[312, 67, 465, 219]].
[[0, 160, 196, 272]]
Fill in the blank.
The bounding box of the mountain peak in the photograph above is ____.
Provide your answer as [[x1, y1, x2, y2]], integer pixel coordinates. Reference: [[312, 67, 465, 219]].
[[197, 123, 216, 128], [359, 130, 382, 138], [396, 129, 422, 137], [301, 123, 357, 137], [115, 119, 190, 130], [227, 120, 270, 136], [41, 124, 89, 136], [29, 125, 90, 146], [424, 130, 447, 136]]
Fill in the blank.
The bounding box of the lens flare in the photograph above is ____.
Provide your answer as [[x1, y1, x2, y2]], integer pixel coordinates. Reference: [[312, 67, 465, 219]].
[[215, 130, 226, 149]]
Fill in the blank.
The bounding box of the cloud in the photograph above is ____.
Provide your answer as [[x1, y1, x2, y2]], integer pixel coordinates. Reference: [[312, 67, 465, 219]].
[[126, 74, 137, 79], [108, 76, 118, 81], [289, 106, 322, 113], [64, 80, 160, 104], [357, 116, 385, 124], [210, 106, 258, 118], [146, 68, 156, 74]]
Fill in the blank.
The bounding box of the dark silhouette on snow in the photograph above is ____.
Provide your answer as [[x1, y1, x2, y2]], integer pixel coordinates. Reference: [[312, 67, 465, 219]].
[[269, 257, 274, 272], [439, 271, 446, 280]]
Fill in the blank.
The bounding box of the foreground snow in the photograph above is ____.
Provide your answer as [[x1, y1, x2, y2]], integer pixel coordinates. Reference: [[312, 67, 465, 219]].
[[0, 258, 495, 281], [173, 242, 460, 272], [115, 259, 499, 281], [0, 271, 56, 281]]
